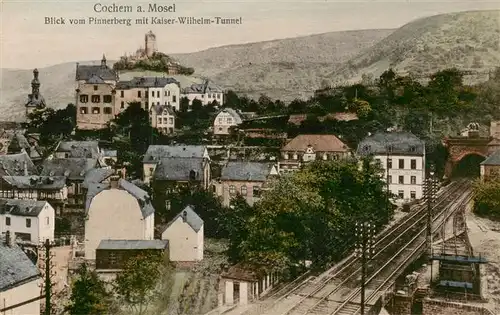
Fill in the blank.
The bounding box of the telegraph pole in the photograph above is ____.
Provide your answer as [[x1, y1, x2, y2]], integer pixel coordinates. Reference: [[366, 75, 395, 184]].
[[424, 168, 438, 283], [38, 239, 57, 315], [355, 222, 376, 315]]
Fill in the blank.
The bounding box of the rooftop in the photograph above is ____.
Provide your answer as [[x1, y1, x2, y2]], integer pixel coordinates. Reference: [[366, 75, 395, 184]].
[[1, 175, 66, 190], [481, 150, 500, 166], [161, 205, 203, 234], [0, 199, 47, 217], [216, 108, 243, 124], [153, 157, 204, 181], [0, 152, 37, 177], [151, 105, 175, 116], [97, 239, 168, 250], [0, 238, 40, 292], [220, 161, 276, 182], [282, 134, 349, 153], [116, 77, 180, 89], [56, 141, 100, 158], [357, 132, 425, 156], [182, 80, 223, 94], [76, 63, 118, 82], [143, 145, 208, 163], [41, 158, 99, 180]]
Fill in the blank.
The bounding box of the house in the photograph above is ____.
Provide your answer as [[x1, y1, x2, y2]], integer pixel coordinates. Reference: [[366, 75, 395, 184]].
[[25, 69, 46, 118], [54, 141, 100, 158], [0, 232, 42, 315], [115, 77, 181, 112], [181, 80, 224, 106], [215, 162, 278, 206], [150, 105, 175, 134], [0, 176, 67, 214], [75, 55, 118, 130], [213, 108, 243, 136], [0, 152, 38, 177], [480, 150, 500, 181], [142, 145, 210, 185], [220, 262, 279, 306], [101, 149, 118, 167], [40, 158, 104, 207], [0, 199, 55, 243], [95, 239, 168, 282], [153, 157, 211, 190], [278, 134, 351, 174], [357, 132, 426, 202], [160, 206, 203, 262], [84, 177, 155, 260], [7, 132, 42, 162]]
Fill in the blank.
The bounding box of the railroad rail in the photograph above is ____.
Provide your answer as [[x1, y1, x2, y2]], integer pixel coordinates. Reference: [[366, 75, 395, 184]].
[[266, 179, 471, 315]]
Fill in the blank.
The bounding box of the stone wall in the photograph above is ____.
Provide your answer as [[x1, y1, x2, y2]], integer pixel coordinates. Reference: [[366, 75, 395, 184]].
[[423, 299, 494, 315]]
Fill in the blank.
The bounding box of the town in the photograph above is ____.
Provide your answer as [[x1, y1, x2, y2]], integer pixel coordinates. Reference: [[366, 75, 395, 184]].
[[1, 24, 500, 315]]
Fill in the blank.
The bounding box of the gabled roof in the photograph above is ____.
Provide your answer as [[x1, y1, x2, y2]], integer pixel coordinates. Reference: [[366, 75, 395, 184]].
[[0, 152, 37, 177], [0, 199, 48, 217], [153, 157, 204, 181], [151, 105, 175, 116], [217, 108, 242, 124], [162, 205, 203, 234], [116, 77, 180, 89], [220, 162, 276, 182], [97, 239, 168, 250], [85, 179, 154, 218], [2, 176, 66, 190], [481, 150, 500, 166], [182, 80, 223, 94], [0, 239, 40, 291], [40, 158, 99, 180], [143, 145, 208, 163], [357, 132, 425, 156], [55, 141, 100, 158], [82, 168, 115, 188], [76, 64, 117, 81], [282, 134, 349, 153]]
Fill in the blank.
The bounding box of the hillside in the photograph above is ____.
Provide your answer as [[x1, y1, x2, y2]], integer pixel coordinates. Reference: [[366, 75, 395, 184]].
[[337, 10, 500, 82]]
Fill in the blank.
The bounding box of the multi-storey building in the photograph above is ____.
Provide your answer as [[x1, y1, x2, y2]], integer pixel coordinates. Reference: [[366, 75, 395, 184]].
[[181, 80, 224, 106], [150, 105, 175, 134], [75, 55, 118, 130], [115, 77, 181, 113], [213, 108, 242, 136], [278, 134, 351, 174], [357, 132, 426, 202]]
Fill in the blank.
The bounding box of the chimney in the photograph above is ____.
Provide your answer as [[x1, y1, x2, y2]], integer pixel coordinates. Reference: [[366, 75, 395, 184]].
[[182, 210, 187, 222], [5, 230, 15, 247], [110, 175, 120, 188]]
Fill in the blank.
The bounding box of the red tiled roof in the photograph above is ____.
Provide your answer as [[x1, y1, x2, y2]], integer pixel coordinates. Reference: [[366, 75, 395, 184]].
[[282, 134, 349, 152], [288, 114, 308, 125]]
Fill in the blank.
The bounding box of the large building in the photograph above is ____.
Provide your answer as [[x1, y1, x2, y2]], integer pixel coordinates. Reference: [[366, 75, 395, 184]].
[[357, 132, 426, 202], [181, 80, 224, 106], [75, 55, 118, 130]]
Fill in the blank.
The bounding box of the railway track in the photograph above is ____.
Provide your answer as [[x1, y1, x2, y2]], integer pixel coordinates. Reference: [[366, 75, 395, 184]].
[[330, 180, 473, 315], [274, 179, 471, 315]]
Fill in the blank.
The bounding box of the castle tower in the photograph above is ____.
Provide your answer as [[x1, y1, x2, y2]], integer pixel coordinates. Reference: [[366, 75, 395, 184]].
[[145, 31, 157, 57]]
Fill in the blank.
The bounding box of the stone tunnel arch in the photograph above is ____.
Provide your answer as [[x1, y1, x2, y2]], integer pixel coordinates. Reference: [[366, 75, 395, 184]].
[[443, 136, 493, 178], [451, 153, 486, 178]]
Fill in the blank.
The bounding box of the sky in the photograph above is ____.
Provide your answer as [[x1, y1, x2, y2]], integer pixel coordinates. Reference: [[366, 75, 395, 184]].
[[0, 0, 499, 69]]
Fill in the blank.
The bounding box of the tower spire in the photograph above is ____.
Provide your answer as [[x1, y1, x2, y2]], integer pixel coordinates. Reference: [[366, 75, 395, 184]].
[[31, 69, 40, 95], [101, 54, 107, 67]]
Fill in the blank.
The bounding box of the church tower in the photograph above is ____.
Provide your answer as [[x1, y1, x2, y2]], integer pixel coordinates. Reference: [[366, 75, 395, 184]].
[[144, 31, 157, 57], [101, 54, 107, 68], [25, 68, 46, 118]]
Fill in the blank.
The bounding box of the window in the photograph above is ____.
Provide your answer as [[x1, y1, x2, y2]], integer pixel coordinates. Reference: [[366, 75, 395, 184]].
[[151, 90, 154, 97], [93, 85, 98, 91], [398, 159, 404, 169], [91, 95, 100, 103], [103, 107, 112, 114], [227, 118, 233, 124], [284, 153, 289, 159], [375, 158, 381, 166], [398, 190, 404, 199], [173, 95, 177, 102], [387, 145, 393, 153], [157, 91, 160, 97], [398, 176, 404, 184], [410, 159, 417, 169], [387, 159, 392, 169], [157, 117, 162, 124], [80, 107, 88, 114], [410, 191, 416, 199], [121, 101, 125, 109], [120, 90, 124, 97], [92, 107, 100, 114], [293, 154, 298, 160], [241, 186, 247, 196], [103, 95, 112, 103], [138, 91, 142, 98], [409, 145, 416, 153], [189, 170, 197, 181], [217, 94, 221, 99], [253, 186, 261, 198], [218, 118, 223, 124], [169, 117, 173, 124], [26, 218, 31, 228], [5, 217, 10, 226], [229, 185, 236, 195], [79, 95, 88, 103], [410, 176, 416, 185], [388, 175, 392, 184]]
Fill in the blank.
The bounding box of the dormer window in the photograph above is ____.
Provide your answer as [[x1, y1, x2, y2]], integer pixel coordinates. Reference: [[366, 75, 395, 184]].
[[409, 145, 416, 153], [386, 145, 394, 153], [189, 170, 197, 181]]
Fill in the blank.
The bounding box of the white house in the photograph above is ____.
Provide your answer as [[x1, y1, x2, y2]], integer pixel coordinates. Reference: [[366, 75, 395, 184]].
[[213, 108, 243, 136], [84, 177, 155, 260], [181, 80, 224, 106], [357, 132, 426, 202], [142, 145, 210, 185], [0, 232, 42, 315], [161, 206, 203, 261], [147, 78, 181, 111], [0, 199, 55, 243], [150, 105, 175, 134]]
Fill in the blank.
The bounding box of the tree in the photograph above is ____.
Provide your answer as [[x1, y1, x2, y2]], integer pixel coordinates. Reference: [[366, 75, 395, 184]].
[[473, 179, 500, 218], [114, 252, 164, 315], [66, 263, 112, 315], [23, 104, 76, 146], [179, 97, 190, 113]]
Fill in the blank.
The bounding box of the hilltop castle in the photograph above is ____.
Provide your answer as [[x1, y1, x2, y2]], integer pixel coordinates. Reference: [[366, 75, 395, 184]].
[[127, 30, 158, 61]]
